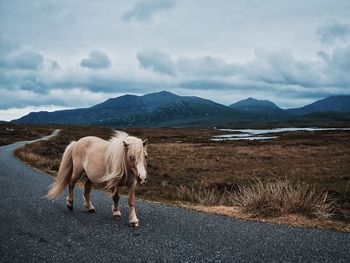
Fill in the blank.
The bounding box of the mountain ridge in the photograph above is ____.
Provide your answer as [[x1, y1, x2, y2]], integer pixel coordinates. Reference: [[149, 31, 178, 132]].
[[12, 92, 350, 127], [229, 97, 288, 117], [287, 95, 350, 115]]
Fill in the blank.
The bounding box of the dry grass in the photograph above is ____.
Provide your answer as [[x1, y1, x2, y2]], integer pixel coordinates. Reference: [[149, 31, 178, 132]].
[[13, 125, 350, 231], [176, 185, 227, 205], [0, 123, 54, 145], [229, 179, 334, 219], [15, 145, 60, 175]]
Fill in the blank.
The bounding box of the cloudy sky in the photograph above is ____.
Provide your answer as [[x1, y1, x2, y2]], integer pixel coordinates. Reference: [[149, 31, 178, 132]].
[[1, 0, 350, 121]]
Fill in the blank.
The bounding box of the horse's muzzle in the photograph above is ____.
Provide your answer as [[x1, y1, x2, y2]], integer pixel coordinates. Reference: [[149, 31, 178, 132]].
[[137, 176, 147, 185]]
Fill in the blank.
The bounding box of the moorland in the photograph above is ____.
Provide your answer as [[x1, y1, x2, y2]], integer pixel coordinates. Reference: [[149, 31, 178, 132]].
[[4, 123, 349, 231]]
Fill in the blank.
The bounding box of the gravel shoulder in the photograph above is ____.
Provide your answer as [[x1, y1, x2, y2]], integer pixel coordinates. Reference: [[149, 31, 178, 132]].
[[0, 130, 350, 263]]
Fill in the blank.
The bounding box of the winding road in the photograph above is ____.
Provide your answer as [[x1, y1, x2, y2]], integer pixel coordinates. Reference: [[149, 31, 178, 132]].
[[0, 130, 349, 262]]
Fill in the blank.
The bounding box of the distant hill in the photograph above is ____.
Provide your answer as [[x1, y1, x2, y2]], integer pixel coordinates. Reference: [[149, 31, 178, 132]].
[[14, 91, 270, 127], [288, 95, 350, 115], [229, 98, 288, 116], [14, 91, 180, 125], [13, 92, 350, 127]]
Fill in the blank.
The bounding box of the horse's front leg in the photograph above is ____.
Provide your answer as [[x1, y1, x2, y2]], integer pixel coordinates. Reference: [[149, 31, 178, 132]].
[[112, 187, 121, 220], [128, 179, 139, 227]]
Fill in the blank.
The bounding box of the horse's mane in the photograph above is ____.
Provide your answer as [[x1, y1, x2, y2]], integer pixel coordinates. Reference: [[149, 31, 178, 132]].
[[99, 130, 130, 192]]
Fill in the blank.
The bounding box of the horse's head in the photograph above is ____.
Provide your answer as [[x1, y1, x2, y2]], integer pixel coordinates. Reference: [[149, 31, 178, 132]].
[[123, 138, 148, 184]]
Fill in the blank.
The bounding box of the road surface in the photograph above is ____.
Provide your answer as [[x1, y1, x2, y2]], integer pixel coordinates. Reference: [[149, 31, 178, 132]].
[[0, 130, 349, 262]]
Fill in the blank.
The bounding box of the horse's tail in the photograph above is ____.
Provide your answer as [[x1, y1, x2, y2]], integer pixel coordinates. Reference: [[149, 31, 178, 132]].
[[46, 141, 76, 199]]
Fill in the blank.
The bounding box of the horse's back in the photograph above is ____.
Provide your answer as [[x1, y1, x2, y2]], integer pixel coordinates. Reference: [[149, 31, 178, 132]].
[[71, 136, 109, 182], [73, 136, 108, 155]]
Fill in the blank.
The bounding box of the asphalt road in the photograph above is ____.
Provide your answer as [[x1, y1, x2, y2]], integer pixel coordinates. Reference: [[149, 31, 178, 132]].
[[0, 130, 350, 263]]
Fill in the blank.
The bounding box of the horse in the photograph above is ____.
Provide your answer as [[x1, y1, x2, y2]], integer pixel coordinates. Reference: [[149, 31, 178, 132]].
[[46, 131, 148, 227]]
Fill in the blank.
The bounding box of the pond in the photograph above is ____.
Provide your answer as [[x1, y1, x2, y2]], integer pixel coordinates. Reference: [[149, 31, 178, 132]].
[[211, 127, 350, 141]]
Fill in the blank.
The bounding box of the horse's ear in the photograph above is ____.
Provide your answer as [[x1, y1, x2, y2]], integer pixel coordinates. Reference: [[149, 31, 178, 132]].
[[123, 141, 129, 148], [143, 139, 148, 147]]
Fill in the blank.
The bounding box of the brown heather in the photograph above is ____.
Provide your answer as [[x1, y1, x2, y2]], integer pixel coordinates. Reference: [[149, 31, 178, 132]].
[[12, 125, 350, 231], [176, 185, 226, 205], [229, 179, 334, 219], [0, 123, 54, 146]]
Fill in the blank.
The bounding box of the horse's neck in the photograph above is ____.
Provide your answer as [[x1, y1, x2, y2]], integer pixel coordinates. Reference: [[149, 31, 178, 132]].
[[105, 140, 127, 174]]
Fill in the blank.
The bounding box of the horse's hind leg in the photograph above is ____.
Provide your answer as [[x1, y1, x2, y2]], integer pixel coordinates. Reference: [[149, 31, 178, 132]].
[[83, 179, 95, 213], [66, 183, 75, 210], [112, 187, 121, 219], [66, 167, 83, 210]]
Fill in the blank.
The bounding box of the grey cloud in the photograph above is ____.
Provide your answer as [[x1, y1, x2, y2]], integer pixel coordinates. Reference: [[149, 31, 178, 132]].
[[177, 56, 237, 77], [137, 48, 323, 87], [2, 0, 350, 114], [135, 39, 350, 92], [317, 45, 350, 87], [0, 51, 44, 70], [0, 36, 19, 56], [178, 79, 348, 108], [122, 0, 175, 22], [137, 48, 239, 77], [255, 46, 350, 88], [180, 80, 235, 91], [13, 52, 44, 70], [48, 60, 60, 70], [19, 75, 47, 94], [328, 44, 350, 71], [0, 87, 103, 110], [62, 77, 161, 94], [317, 51, 330, 62], [253, 49, 323, 87], [0, 68, 165, 100], [0, 75, 170, 110], [0, 70, 48, 95], [179, 79, 282, 93], [137, 48, 176, 75], [316, 20, 350, 44], [80, 50, 111, 69]]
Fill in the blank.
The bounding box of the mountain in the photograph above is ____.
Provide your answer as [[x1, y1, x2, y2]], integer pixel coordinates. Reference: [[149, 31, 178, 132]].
[[14, 91, 267, 127], [14, 91, 178, 125], [288, 95, 350, 115], [229, 98, 288, 116], [13, 92, 350, 127]]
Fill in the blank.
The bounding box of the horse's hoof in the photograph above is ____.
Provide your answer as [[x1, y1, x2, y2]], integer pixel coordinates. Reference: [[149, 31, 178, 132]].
[[130, 222, 139, 227], [88, 208, 96, 213], [114, 215, 121, 220], [67, 205, 73, 211], [112, 209, 121, 219]]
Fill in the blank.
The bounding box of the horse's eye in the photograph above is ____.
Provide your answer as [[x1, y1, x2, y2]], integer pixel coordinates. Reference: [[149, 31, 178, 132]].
[[130, 156, 135, 161], [145, 155, 148, 159]]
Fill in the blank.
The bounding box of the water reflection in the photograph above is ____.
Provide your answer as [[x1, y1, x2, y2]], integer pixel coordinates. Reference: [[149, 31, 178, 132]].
[[212, 127, 350, 141]]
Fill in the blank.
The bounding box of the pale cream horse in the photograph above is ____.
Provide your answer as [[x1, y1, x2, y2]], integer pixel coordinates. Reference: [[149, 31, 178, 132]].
[[46, 131, 148, 227]]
